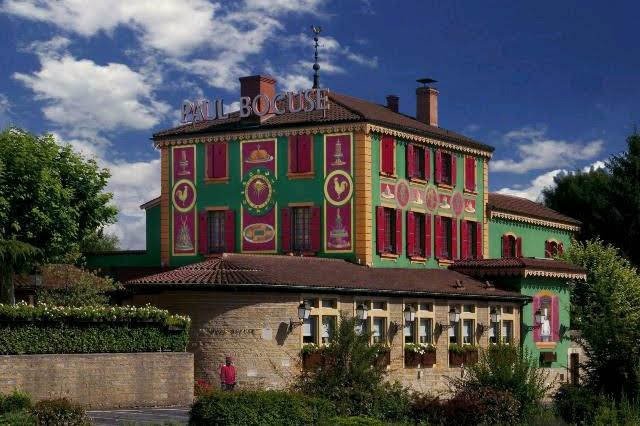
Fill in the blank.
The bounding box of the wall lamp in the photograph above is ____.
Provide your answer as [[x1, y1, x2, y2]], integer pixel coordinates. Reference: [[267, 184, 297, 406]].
[[289, 302, 311, 332], [436, 307, 460, 331], [356, 303, 369, 322], [391, 305, 417, 333]]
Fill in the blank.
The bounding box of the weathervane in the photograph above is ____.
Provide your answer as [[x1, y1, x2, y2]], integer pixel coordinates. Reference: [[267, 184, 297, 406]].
[[311, 25, 322, 89]]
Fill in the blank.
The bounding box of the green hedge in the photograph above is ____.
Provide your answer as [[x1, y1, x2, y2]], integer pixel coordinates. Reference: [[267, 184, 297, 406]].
[[0, 303, 190, 354], [189, 391, 336, 426]]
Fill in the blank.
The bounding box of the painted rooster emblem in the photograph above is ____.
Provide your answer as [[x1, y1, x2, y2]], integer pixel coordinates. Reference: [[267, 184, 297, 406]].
[[176, 184, 189, 205], [333, 177, 348, 199]]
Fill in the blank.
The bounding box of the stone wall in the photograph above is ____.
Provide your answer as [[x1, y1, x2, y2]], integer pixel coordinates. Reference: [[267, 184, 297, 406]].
[[0, 352, 193, 408], [130, 289, 521, 395]]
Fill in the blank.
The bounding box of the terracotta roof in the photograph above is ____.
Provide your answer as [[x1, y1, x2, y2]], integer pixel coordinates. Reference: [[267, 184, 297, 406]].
[[450, 257, 586, 280], [488, 193, 581, 226], [153, 92, 494, 153], [126, 253, 526, 300]]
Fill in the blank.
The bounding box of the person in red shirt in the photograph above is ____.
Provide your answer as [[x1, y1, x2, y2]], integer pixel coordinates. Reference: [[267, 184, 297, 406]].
[[219, 356, 237, 391]]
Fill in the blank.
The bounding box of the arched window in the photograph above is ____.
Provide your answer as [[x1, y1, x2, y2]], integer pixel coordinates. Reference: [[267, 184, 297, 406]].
[[501, 234, 522, 258], [545, 240, 564, 258]]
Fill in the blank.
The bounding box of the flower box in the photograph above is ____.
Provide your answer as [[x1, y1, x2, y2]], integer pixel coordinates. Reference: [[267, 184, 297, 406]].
[[302, 352, 323, 369], [374, 350, 391, 368], [421, 351, 436, 367], [404, 350, 421, 368], [449, 350, 465, 367]]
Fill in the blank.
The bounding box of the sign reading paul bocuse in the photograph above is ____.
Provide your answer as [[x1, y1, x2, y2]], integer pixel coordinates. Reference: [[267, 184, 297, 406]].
[[180, 88, 330, 124]]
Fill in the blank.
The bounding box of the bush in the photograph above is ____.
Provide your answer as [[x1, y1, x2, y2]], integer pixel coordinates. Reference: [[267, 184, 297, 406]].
[[445, 387, 520, 425], [0, 410, 36, 425], [0, 303, 190, 354], [189, 390, 335, 426], [319, 416, 385, 426], [32, 398, 90, 426], [553, 383, 602, 424], [0, 390, 32, 414], [409, 393, 443, 424]]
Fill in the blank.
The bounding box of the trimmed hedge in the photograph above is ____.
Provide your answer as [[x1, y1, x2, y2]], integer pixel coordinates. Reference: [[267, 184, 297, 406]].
[[0, 303, 190, 354], [189, 391, 336, 426]]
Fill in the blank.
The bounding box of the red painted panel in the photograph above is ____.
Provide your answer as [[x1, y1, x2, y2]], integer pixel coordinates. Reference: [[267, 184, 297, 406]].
[[406, 211, 415, 257], [434, 215, 443, 258], [476, 223, 483, 259], [533, 296, 541, 342], [198, 211, 207, 255], [460, 220, 469, 259], [435, 150, 442, 184], [298, 134, 312, 173], [516, 237, 523, 257], [224, 210, 235, 253], [310, 206, 321, 252], [213, 142, 227, 178], [425, 149, 431, 182], [451, 154, 457, 187], [551, 296, 560, 342], [288, 135, 298, 173], [206, 144, 214, 178], [376, 206, 386, 254]]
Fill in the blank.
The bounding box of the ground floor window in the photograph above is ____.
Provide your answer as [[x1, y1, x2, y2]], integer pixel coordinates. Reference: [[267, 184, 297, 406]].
[[292, 207, 312, 252], [208, 210, 225, 253]]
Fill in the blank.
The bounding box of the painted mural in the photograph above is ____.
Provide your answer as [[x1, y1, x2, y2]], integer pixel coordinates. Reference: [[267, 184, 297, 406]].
[[324, 133, 353, 252], [172, 145, 197, 256], [241, 140, 277, 252]]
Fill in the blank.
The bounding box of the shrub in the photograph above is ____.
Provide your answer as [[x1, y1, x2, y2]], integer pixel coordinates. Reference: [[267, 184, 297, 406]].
[[368, 381, 412, 422], [0, 410, 36, 425], [553, 383, 603, 424], [189, 390, 335, 426], [0, 303, 190, 354], [0, 390, 32, 414], [446, 387, 520, 425], [409, 393, 443, 424], [319, 416, 385, 426], [32, 398, 90, 426]]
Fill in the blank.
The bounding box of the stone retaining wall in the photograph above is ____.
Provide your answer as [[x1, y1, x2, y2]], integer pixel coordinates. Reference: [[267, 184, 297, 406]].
[[0, 352, 193, 408]]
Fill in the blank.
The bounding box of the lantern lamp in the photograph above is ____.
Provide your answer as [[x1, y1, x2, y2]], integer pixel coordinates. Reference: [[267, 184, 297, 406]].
[[403, 304, 416, 323], [356, 303, 369, 321], [490, 307, 501, 324], [448, 307, 460, 324]]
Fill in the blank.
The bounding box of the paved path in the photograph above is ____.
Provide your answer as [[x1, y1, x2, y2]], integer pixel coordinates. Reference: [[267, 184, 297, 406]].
[[87, 407, 189, 425]]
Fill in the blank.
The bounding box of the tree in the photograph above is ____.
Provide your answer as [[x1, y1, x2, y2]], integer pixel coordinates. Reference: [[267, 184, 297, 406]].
[[80, 230, 120, 253], [543, 133, 640, 267], [562, 239, 640, 400], [0, 127, 117, 302]]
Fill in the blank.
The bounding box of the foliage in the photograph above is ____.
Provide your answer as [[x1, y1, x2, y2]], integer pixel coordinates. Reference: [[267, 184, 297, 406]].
[[319, 416, 385, 426], [0, 240, 40, 304], [300, 343, 322, 355], [31, 398, 90, 426], [448, 343, 476, 355], [0, 410, 36, 425], [79, 229, 120, 253], [544, 132, 640, 267], [448, 343, 550, 419], [562, 239, 640, 399], [554, 383, 640, 426], [195, 379, 214, 397], [443, 387, 521, 425], [404, 343, 435, 354], [0, 303, 190, 354], [0, 390, 32, 414], [189, 390, 335, 426]]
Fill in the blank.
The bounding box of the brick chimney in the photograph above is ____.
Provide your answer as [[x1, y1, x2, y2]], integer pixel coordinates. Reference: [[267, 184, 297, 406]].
[[416, 86, 438, 127], [239, 75, 277, 121], [386, 95, 399, 113]]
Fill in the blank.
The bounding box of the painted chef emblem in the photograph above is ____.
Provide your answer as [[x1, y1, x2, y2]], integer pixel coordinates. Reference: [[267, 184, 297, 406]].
[[242, 168, 276, 215], [172, 179, 196, 213], [395, 179, 410, 209], [426, 186, 438, 212], [324, 169, 353, 206], [452, 192, 464, 217]]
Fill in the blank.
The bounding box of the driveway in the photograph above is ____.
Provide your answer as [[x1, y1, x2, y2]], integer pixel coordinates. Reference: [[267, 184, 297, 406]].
[[87, 407, 189, 425]]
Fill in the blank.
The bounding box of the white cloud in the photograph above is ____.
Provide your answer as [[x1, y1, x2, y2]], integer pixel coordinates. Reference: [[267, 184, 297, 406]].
[[582, 160, 606, 172], [244, 0, 324, 14], [496, 169, 565, 201], [492, 126, 603, 173]]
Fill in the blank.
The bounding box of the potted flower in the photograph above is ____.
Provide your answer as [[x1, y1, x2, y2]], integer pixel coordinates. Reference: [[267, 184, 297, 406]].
[[449, 344, 465, 367], [373, 343, 391, 367], [420, 344, 437, 367], [301, 344, 323, 369], [404, 343, 422, 368], [463, 345, 479, 365]]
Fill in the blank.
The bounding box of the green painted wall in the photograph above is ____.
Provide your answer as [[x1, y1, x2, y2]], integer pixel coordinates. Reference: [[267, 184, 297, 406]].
[[370, 133, 485, 268], [168, 134, 357, 266], [488, 217, 574, 259], [85, 204, 161, 268]]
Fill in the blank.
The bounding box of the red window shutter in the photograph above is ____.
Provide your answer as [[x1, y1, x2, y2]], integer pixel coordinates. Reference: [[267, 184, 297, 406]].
[[206, 144, 215, 178], [381, 136, 394, 175], [213, 142, 227, 178], [551, 296, 560, 342], [425, 214, 432, 258], [406, 211, 415, 256], [451, 154, 457, 187], [476, 223, 483, 259], [451, 219, 458, 259], [281, 208, 291, 252], [435, 150, 442, 183], [288, 135, 298, 173], [434, 216, 443, 258], [558, 242, 564, 256], [516, 237, 523, 257], [406, 144, 415, 179], [376, 206, 386, 254], [395, 208, 403, 255], [425, 149, 431, 181], [198, 211, 208, 255], [310, 206, 321, 252], [224, 210, 235, 252], [460, 220, 469, 260], [533, 296, 541, 342], [298, 134, 312, 173], [465, 157, 476, 191], [470, 158, 476, 190], [501, 235, 508, 258]]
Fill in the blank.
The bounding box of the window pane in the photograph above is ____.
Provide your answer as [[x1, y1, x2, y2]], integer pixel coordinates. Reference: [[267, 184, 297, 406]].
[[322, 316, 336, 344], [321, 299, 336, 309], [463, 319, 474, 344], [303, 298, 318, 308], [463, 304, 475, 313], [303, 316, 317, 344], [292, 207, 311, 251], [502, 320, 513, 344], [384, 208, 395, 253], [372, 301, 386, 310], [355, 320, 367, 336], [442, 217, 452, 258], [415, 213, 425, 256], [419, 302, 432, 312], [372, 318, 386, 343], [503, 306, 513, 314], [449, 322, 458, 344], [419, 318, 432, 344], [441, 153, 452, 185], [404, 321, 414, 344], [489, 322, 499, 344], [208, 211, 225, 253]]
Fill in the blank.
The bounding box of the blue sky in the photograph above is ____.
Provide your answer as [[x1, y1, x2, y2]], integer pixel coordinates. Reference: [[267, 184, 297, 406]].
[[1, 0, 638, 248]]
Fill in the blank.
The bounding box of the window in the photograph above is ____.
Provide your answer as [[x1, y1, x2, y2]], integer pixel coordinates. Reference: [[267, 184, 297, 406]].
[[358, 299, 389, 345], [292, 207, 312, 252], [501, 234, 521, 258], [463, 304, 475, 313], [407, 144, 429, 180], [489, 321, 500, 344], [436, 216, 454, 259], [304, 296, 339, 346], [464, 156, 476, 192], [419, 303, 433, 312], [288, 134, 313, 174], [449, 320, 459, 344], [461, 221, 482, 260], [372, 317, 386, 344], [450, 303, 477, 346], [303, 316, 318, 344], [381, 135, 395, 175], [206, 142, 228, 179], [462, 319, 475, 344], [321, 299, 337, 309], [502, 320, 513, 344], [404, 320, 415, 344], [321, 316, 336, 344], [441, 152, 452, 185], [545, 240, 564, 258], [419, 318, 433, 344], [404, 301, 434, 347], [436, 150, 456, 186], [384, 208, 395, 253], [490, 305, 516, 345], [372, 301, 387, 310], [407, 212, 425, 258], [377, 207, 401, 255], [207, 211, 225, 253]]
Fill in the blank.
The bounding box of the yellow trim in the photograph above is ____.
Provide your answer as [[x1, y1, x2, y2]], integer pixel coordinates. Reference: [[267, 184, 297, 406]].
[[239, 138, 278, 179], [354, 131, 372, 265], [160, 147, 170, 266]]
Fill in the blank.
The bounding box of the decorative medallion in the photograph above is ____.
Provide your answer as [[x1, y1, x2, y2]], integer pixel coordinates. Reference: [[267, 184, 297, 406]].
[[425, 186, 438, 212], [172, 179, 196, 213], [395, 179, 410, 209], [243, 223, 275, 244], [324, 169, 354, 206], [452, 192, 464, 217], [242, 167, 276, 215]]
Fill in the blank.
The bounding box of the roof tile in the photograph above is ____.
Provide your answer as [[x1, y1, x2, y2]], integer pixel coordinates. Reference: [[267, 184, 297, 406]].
[[488, 193, 581, 226]]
